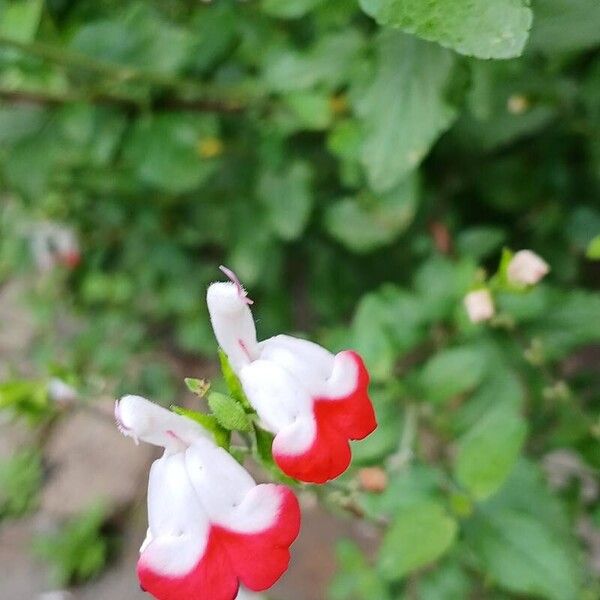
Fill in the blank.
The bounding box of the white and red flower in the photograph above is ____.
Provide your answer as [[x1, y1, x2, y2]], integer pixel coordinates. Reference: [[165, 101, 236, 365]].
[[207, 266, 377, 484], [115, 395, 300, 600]]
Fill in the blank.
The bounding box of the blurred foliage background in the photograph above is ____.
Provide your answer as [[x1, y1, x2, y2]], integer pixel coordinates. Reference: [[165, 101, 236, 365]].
[[0, 0, 599, 599]]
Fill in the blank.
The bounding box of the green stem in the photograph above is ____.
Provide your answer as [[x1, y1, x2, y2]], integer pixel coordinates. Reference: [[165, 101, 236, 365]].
[[0, 35, 252, 107], [388, 403, 418, 472]]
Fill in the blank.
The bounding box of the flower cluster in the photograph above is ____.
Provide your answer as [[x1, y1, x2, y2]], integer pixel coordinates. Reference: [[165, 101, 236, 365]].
[[464, 249, 550, 324], [116, 267, 377, 600]]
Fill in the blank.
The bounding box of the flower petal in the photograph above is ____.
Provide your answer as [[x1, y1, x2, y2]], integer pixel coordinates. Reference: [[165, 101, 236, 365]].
[[116, 395, 207, 450], [138, 453, 234, 600], [258, 334, 334, 394], [240, 351, 376, 483], [207, 282, 258, 372]]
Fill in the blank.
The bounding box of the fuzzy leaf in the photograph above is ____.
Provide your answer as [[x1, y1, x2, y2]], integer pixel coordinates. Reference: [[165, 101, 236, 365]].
[[208, 392, 252, 432], [360, 0, 532, 59]]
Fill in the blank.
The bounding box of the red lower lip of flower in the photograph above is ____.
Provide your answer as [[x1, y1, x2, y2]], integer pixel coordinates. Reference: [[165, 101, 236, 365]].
[[273, 351, 377, 484], [60, 250, 81, 269], [138, 486, 300, 600]]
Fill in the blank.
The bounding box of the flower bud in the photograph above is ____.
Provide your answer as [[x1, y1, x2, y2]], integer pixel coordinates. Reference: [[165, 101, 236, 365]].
[[507, 250, 549, 286], [464, 289, 495, 323], [358, 467, 388, 493]]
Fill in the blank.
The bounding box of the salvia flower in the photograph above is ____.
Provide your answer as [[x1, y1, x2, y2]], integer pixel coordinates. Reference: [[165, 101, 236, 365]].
[[207, 266, 377, 484], [507, 250, 550, 286], [30, 221, 80, 272], [115, 395, 300, 600]]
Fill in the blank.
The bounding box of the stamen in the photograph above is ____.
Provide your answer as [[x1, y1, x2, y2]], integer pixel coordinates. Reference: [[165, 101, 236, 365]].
[[219, 265, 254, 305]]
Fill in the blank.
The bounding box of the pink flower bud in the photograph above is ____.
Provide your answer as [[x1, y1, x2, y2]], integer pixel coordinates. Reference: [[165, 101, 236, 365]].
[[507, 250, 550, 286], [464, 289, 495, 323]]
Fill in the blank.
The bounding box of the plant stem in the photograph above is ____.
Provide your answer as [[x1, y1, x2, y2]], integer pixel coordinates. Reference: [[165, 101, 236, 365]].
[[0, 86, 246, 113], [0, 35, 254, 111]]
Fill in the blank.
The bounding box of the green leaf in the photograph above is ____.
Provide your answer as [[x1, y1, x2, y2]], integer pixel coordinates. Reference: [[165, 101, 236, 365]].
[[218, 349, 251, 409], [263, 30, 364, 93], [324, 173, 419, 252], [414, 255, 477, 320], [207, 392, 251, 432], [0, 0, 43, 43], [34, 504, 109, 586], [378, 500, 458, 581], [351, 284, 428, 382], [529, 0, 600, 54], [456, 226, 506, 261], [330, 540, 392, 600], [586, 235, 600, 260], [262, 0, 323, 19], [418, 560, 473, 600], [0, 450, 42, 518], [0, 379, 51, 422], [258, 160, 314, 240], [419, 346, 488, 404], [171, 406, 230, 449], [352, 385, 403, 464], [283, 92, 333, 130], [525, 290, 600, 359], [454, 404, 527, 500], [124, 113, 219, 194], [184, 377, 210, 397], [253, 424, 296, 484], [357, 32, 457, 192], [0, 0, 44, 43], [70, 6, 191, 74], [467, 509, 581, 599], [360, 0, 532, 59], [360, 464, 443, 521]]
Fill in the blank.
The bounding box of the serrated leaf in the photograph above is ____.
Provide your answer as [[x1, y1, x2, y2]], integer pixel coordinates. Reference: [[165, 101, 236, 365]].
[[360, 0, 532, 59], [184, 377, 210, 397], [357, 32, 457, 192], [171, 406, 230, 449], [324, 173, 419, 253], [378, 500, 458, 581], [454, 404, 527, 500], [208, 392, 251, 432]]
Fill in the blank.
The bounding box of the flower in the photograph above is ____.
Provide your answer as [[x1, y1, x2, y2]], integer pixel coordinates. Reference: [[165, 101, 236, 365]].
[[507, 250, 550, 286], [30, 221, 80, 272], [115, 395, 300, 600], [207, 266, 377, 484], [463, 289, 495, 323]]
